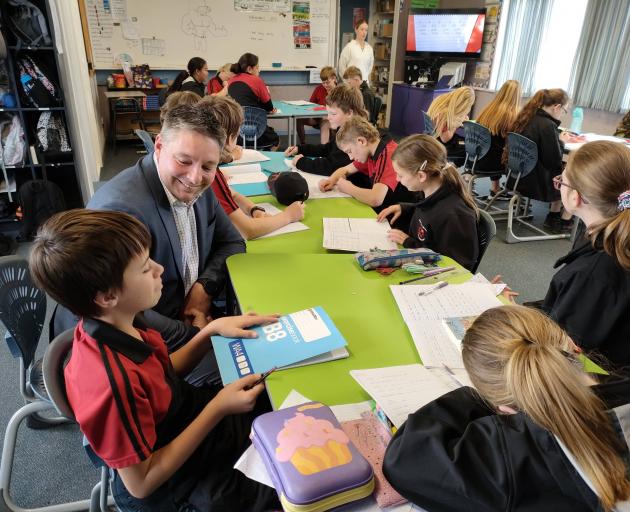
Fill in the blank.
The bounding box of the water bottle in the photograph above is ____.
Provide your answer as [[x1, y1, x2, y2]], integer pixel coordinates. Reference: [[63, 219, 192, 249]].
[[570, 107, 583, 134]]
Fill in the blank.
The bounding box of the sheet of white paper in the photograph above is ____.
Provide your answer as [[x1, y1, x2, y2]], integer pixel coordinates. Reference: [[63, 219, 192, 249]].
[[289, 167, 351, 199], [221, 164, 267, 185], [407, 319, 465, 368], [351, 364, 472, 428], [390, 282, 502, 324], [323, 217, 396, 252], [120, 21, 140, 40], [284, 100, 316, 106], [251, 202, 309, 239], [469, 273, 507, 296], [231, 149, 270, 165]]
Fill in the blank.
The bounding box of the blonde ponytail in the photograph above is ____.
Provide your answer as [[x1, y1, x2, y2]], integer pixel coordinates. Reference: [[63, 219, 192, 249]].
[[565, 141, 630, 270], [463, 306, 630, 511], [392, 134, 478, 217]]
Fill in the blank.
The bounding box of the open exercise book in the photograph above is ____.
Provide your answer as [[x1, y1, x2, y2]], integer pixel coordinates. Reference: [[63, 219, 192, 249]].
[[351, 364, 472, 428], [390, 282, 502, 368], [220, 163, 268, 185], [283, 160, 350, 199], [323, 217, 397, 252], [212, 307, 349, 384], [251, 202, 309, 239], [230, 149, 270, 165]]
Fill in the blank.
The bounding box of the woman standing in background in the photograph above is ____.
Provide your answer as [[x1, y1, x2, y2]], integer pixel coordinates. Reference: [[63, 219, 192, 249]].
[[338, 19, 374, 86]]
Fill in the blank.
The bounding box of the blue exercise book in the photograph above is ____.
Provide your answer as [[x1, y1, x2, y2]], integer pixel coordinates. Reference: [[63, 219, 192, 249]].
[[212, 307, 348, 384]]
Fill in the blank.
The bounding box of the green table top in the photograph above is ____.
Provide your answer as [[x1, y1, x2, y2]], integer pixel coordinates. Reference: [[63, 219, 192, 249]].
[[246, 195, 376, 254], [227, 253, 472, 408]]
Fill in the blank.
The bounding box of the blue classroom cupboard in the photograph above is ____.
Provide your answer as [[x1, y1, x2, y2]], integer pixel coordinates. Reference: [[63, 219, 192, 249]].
[[389, 83, 450, 137]]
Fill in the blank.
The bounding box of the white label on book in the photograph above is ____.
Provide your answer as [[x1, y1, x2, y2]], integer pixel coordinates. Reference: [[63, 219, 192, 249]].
[[289, 308, 331, 343]]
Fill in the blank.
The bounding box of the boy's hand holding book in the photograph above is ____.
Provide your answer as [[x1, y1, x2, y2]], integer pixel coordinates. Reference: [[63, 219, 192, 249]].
[[204, 312, 280, 339]]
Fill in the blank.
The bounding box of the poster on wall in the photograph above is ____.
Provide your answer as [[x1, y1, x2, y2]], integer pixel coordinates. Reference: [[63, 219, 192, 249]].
[[293, 1, 311, 49], [234, 0, 291, 12]]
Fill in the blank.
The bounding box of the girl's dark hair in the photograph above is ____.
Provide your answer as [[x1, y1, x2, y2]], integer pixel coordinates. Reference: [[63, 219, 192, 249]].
[[168, 57, 207, 94], [230, 53, 259, 74]]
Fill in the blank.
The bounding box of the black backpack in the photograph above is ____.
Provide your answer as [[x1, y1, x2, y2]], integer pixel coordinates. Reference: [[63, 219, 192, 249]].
[[18, 179, 65, 240], [2, 0, 52, 47], [36, 111, 71, 157]]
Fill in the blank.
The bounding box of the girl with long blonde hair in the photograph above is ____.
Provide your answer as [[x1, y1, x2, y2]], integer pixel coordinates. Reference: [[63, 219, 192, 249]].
[[475, 79, 522, 195], [427, 86, 475, 166], [384, 305, 630, 511], [540, 140, 630, 364], [377, 134, 479, 271]]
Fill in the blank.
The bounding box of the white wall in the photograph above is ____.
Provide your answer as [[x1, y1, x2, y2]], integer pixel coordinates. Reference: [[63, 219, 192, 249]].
[[50, 0, 103, 202]]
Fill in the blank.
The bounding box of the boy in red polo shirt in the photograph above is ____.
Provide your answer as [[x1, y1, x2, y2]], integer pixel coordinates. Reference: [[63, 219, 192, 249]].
[[296, 65, 337, 145], [319, 116, 414, 211], [29, 209, 280, 511]]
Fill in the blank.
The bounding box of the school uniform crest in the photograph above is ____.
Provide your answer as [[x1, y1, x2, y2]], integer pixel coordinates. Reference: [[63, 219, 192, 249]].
[[416, 220, 427, 241]]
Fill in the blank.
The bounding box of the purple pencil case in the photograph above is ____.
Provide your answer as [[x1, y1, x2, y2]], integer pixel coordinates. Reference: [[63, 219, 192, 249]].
[[251, 402, 375, 511]]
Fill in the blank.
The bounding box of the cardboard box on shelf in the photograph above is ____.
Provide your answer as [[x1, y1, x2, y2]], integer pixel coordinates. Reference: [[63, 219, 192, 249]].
[[374, 43, 389, 60], [381, 22, 394, 37]]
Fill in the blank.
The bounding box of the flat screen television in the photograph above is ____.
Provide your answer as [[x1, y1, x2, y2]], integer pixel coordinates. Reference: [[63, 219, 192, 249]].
[[406, 9, 486, 58]]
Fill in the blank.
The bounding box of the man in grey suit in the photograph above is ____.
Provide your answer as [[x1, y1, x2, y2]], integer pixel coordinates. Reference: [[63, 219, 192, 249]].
[[53, 103, 245, 384]]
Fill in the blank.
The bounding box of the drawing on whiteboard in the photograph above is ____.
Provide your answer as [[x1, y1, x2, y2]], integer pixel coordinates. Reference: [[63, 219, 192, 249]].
[[142, 37, 166, 56], [181, 4, 228, 51]]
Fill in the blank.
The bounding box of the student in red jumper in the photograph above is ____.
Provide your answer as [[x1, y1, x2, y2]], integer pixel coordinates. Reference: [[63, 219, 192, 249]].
[[228, 53, 279, 150], [30, 209, 280, 511], [319, 116, 413, 211], [199, 95, 306, 240], [206, 63, 234, 97], [296, 66, 337, 145]]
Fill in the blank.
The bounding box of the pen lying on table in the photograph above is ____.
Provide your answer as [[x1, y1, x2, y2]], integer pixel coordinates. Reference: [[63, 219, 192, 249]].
[[399, 266, 456, 285]]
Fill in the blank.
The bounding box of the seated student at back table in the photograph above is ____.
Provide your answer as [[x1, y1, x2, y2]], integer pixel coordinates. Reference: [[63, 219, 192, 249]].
[[474, 79, 522, 197], [30, 209, 280, 511], [508, 88, 574, 232], [383, 305, 630, 512], [377, 134, 479, 271], [53, 104, 246, 387], [295, 66, 336, 145], [206, 63, 234, 97], [285, 83, 365, 176], [166, 57, 208, 98], [343, 66, 376, 124], [319, 116, 414, 211], [199, 95, 306, 239], [228, 52, 280, 150], [537, 141, 630, 366], [427, 86, 475, 167]]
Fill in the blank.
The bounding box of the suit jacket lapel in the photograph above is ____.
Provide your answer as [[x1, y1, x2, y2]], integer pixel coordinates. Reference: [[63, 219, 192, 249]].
[[141, 155, 184, 280]]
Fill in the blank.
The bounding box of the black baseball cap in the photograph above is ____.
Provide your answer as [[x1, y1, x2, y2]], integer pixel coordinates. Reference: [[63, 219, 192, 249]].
[[267, 172, 309, 205]]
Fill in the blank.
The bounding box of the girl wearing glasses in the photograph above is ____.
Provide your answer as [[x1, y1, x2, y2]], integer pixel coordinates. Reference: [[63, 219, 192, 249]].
[[508, 88, 573, 232], [542, 141, 630, 365], [384, 305, 630, 512]]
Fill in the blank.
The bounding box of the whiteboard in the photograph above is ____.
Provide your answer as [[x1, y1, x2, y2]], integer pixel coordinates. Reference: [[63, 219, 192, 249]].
[[83, 0, 336, 70]]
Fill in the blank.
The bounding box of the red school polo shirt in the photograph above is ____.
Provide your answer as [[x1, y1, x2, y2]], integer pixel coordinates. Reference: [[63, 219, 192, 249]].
[[207, 75, 224, 95], [310, 84, 328, 106], [352, 137, 399, 192], [64, 318, 173, 469], [211, 169, 240, 215]]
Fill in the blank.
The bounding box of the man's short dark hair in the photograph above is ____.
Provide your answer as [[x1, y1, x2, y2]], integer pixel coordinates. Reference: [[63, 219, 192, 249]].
[[161, 103, 227, 149], [29, 209, 151, 318]]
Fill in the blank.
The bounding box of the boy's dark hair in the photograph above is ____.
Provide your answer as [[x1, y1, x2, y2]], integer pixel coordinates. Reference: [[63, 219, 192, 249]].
[[29, 209, 151, 318], [198, 95, 244, 164], [161, 103, 227, 149]]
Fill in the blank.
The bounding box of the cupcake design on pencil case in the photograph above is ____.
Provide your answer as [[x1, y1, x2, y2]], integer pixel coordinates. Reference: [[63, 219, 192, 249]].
[[275, 407, 352, 475]]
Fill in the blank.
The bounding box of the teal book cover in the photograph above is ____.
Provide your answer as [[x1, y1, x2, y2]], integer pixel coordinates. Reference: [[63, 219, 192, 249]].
[[212, 307, 348, 384]]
